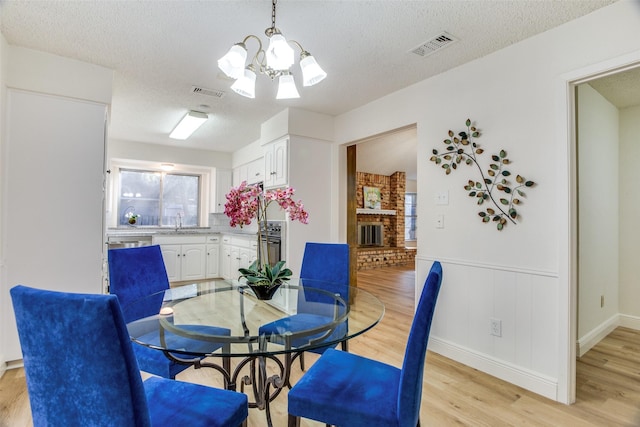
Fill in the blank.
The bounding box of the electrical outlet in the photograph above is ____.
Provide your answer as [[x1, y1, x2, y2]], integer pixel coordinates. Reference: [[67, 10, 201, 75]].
[[434, 191, 449, 205], [490, 318, 502, 337]]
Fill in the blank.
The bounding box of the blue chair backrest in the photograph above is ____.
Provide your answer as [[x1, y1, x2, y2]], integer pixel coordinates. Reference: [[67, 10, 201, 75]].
[[298, 242, 350, 315], [10, 285, 152, 427], [397, 261, 443, 427], [108, 245, 169, 323]]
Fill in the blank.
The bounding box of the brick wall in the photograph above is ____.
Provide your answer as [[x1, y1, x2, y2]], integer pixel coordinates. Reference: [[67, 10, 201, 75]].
[[356, 171, 414, 270]]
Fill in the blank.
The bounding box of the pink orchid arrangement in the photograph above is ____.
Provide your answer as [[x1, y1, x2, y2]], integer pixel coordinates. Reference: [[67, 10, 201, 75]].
[[224, 181, 308, 278], [224, 181, 309, 228]]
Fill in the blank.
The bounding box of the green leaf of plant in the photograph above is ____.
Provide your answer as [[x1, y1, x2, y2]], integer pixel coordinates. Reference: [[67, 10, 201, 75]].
[[479, 212, 486, 217], [484, 178, 492, 185], [442, 164, 449, 169], [469, 191, 476, 197], [497, 223, 503, 231], [435, 158, 442, 164], [476, 182, 482, 189], [477, 198, 484, 205], [452, 163, 457, 169], [490, 164, 499, 170], [444, 154, 451, 160], [492, 155, 500, 162], [500, 150, 506, 158], [472, 131, 479, 137], [500, 198, 509, 205], [446, 146, 455, 151], [483, 216, 490, 223], [502, 170, 511, 176], [503, 187, 511, 194], [509, 208, 517, 219], [444, 139, 452, 145], [466, 119, 471, 127], [466, 158, 472, 165], [525, 181, 535, 187]]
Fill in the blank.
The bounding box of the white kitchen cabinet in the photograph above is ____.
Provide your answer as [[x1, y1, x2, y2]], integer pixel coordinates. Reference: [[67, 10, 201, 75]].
[[247, 158, 265, 184], [211, 168, 232, 213], [233, 158, 264, 186], [154, 235, 208, 282], [205, 235, 221, 278], [264, 137, 288, 188], [219, 234, 258, 280]]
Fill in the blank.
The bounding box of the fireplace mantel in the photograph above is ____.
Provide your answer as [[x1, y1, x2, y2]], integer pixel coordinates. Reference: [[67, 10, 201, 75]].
[[356, 208, 396, 215]]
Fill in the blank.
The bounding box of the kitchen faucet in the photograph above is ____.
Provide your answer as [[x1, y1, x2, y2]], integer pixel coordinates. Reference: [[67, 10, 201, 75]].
[[175, 212, 183, 231]]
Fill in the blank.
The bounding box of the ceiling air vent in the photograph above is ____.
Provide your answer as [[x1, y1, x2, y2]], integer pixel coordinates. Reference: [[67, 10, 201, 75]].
[[191, 86, 225, 98], [410, 32, 458, 57]]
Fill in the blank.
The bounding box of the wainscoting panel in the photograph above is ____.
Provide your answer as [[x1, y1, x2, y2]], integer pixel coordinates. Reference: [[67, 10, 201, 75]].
[[418, 257, 560, 400]]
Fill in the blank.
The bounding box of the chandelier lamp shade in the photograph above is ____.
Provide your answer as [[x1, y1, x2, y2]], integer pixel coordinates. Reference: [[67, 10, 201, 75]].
[[217, 0, 326, 99], [169, 110, 208, 140]]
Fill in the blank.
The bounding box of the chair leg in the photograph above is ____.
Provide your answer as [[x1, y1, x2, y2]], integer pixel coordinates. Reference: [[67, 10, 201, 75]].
[[299, 352, 305, 371], [341, 340, 348, 352], [288, 414, 300, 427]]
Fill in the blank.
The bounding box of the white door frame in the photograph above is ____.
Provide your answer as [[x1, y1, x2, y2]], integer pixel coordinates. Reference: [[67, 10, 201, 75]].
[[558, 50, 640, 404]]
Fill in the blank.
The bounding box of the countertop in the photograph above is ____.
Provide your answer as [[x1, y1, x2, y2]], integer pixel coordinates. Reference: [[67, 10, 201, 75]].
[[106, 227, 257, 238]]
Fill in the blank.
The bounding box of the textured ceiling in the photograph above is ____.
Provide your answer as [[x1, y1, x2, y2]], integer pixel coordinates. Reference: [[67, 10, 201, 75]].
[[0, 0, 618, 153]]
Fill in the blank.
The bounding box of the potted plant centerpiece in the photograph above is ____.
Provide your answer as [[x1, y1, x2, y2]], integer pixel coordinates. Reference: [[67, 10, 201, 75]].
[[224, 182, 309, 300]]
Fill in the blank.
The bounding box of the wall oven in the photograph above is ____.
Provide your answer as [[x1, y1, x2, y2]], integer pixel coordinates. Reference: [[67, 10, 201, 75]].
[[259, 221, 283, 267]]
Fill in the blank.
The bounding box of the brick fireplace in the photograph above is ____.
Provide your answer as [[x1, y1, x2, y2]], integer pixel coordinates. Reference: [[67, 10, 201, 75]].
[[356, 171, 416, 270]]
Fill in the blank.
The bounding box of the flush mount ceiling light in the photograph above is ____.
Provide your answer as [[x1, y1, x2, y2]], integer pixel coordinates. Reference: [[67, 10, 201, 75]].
[[217, 0, 326, 100], [169, 110, 208, 140]]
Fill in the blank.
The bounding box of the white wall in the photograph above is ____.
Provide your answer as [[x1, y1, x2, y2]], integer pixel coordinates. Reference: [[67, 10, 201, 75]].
[[619, 104, 640, 321], [109, 138, 231, 168], [0, 32, 7, 377], [576, 84, 619, 354], [332, 0, 640, 403], [1, 46, 112, 363]]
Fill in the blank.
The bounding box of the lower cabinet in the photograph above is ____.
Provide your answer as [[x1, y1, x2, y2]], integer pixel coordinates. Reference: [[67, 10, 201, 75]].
[[220, 234, 258, 280], [154, 235, 220, 282]]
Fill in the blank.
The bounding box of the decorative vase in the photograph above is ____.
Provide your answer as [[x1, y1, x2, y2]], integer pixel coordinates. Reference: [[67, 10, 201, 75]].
[[247, 282, 282, 300]]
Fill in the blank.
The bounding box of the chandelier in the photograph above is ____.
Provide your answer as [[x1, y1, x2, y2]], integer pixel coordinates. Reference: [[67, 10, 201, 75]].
[[217, 0, 327, 99]]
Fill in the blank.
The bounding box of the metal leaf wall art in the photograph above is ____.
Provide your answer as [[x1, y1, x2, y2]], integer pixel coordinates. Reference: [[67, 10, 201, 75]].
[[430, 119, 535, 231]]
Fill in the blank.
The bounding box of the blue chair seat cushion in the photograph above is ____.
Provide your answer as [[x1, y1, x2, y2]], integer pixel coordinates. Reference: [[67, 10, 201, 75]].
[[259, 313, 346, 350], [144, 376, 248, 427], [288, 348, 401, 427]]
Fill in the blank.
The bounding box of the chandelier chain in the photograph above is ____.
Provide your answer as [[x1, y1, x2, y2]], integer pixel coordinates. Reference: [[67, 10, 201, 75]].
[[271, 0, 277, 30]]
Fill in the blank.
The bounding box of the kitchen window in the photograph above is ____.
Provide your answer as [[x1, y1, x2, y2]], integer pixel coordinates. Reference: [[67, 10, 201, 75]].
[[118, 169, 200, 227]]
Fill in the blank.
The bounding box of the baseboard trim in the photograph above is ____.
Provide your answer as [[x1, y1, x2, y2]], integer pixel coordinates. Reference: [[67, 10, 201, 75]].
[[429, 336, 558, 401], [577, 314, 619, 357], [618, 313, 640, 330], [0, 354, 5, 378]]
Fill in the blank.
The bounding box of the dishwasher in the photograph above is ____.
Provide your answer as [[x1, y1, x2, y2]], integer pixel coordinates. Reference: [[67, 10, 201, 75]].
[[106, 235, 153, 249]]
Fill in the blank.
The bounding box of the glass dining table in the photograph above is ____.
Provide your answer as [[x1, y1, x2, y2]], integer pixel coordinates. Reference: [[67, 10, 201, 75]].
[[123, 278, 385, 427]]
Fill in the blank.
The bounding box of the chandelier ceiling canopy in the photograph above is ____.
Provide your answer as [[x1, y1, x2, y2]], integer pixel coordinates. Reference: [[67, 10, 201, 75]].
[[217, 0, 327, 100]]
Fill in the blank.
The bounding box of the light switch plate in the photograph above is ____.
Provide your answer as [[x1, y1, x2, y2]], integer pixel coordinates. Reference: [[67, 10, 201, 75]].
[[434, 191, 449, 205]]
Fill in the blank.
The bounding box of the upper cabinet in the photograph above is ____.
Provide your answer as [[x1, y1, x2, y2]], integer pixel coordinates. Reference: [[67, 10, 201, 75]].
[[264, 137, 288, 188], [234, 158, 264, 186], [211, 168, 232, 213]]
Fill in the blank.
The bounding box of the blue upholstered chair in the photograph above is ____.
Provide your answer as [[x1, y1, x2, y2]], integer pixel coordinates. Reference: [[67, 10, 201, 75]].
[[10, 285, 248, 427], [287, 260, 443, 427], [108, 245, 230, 379], [259, 242, 350, 372]]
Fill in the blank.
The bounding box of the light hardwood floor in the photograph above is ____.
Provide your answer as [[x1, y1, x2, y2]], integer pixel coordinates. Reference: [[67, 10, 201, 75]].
[[2, 264, 640, 426]]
